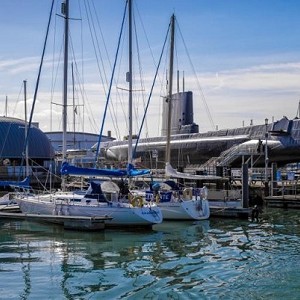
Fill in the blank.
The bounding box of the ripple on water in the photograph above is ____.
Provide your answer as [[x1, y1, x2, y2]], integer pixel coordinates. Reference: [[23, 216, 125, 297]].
[[0, 209, 299, 299]]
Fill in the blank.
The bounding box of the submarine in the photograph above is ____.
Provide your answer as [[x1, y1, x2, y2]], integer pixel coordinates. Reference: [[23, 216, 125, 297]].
[[97, 91, 300, 170]]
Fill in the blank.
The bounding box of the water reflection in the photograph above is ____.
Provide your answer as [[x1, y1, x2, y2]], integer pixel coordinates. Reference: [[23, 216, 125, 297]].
[[0, 209, 299, 299]]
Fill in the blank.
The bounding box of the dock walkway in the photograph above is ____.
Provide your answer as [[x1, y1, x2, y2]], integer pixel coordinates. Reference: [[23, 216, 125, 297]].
[[264, 195, 300, 209], [210, 206, 251, 219], [0, 211, 111, 230]]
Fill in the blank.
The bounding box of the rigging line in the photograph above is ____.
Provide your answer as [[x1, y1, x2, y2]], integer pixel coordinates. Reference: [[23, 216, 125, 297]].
[[91, 3, 127, 141], [87, 0, 110, 88], [72, 0, 86, 133], [90, 0, 113, 75], [107, 97, 120, 140], [94, 1, 128, 166], [134, 3, 162, 138], [90, 0, 123, 137], [68, 35, 99, 132], [71, 63, 83, 132], [174, 28, 179, 83], [19, 0, 55, 182], [134, 3, 165, 100], [51, 41, 64, 131], [103, 54, 123, 141], [77, 0, 85, 92], [83, 0, 108, 94], [113, 31, 127, 139], [0, 83, 24, 158], [11, 81, 24, 116], [50, 1, 62, 131], [109, 18, 128, 141], [84, 0, 122, 135], [86, 1, 124, 141], [176, 19, 215, 131], [80, 91, 99, 134], [132, 10, 147, 137], [50, 3, 57, 132], [66, 36, 77, 131], [72, 62, 99, 133], [28, 157, 61, 192], [49, 15, 64, 131], [155, 40, 170, 137], [64, 2, 96, 134], [132, 20, 170, 159]]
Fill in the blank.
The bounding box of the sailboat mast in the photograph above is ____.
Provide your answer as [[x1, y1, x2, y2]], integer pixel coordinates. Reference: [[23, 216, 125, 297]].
[[127, 0, 133, 165], [62, 0, 69, 162], [5, 95, 8, 117], [72, 62, 76, 147], [165, 14, 175, 164], [23, 80, 29, 177], [62, 0, 69, 190]]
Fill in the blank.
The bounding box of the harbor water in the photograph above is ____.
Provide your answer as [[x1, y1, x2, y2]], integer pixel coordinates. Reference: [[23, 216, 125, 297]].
[[0, 208, 299, 299]]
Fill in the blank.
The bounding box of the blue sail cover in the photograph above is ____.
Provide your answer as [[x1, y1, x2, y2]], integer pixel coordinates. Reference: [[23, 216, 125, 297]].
[[60, 162, 150, 177], [60, 162, 127, 177], [2, 177, 30, 187], [126, 163, 151, 176]]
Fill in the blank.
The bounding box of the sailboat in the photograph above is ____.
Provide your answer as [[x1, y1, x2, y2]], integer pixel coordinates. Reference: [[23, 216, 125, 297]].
[[15, 0, 163, 228], [140, 14, 217, 220]]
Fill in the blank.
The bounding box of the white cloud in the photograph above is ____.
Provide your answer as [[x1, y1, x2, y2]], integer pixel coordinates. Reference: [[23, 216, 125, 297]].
[[1, 52, 300, 139], [175, 61, 300, 132]]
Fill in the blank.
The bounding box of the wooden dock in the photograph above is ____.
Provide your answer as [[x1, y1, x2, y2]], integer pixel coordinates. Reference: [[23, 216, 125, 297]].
[[0, 212, 112, 230], [264, 195, 300, 209], [210, 207, 251, 219], [0, 204, 21, 213]]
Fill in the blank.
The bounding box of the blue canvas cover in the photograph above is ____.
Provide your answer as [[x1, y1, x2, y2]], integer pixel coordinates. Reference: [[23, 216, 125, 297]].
[[2, 177, 30, 188], [60, 162, 150, 178], [60, 162, 127, 177]]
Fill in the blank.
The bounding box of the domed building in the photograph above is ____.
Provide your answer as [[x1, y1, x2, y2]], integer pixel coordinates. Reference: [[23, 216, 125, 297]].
[[0, 116, 55, 183]]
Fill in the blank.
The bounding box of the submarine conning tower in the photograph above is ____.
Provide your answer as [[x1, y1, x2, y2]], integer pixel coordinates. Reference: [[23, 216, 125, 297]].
[[161, 91, 199, 136]]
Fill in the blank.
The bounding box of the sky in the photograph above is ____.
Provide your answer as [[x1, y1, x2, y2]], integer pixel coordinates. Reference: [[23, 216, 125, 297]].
[[1, 0, 300, 140]]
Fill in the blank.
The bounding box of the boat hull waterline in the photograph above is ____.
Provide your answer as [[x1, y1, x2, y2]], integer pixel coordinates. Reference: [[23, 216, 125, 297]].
[[16, 194, 163, 227]]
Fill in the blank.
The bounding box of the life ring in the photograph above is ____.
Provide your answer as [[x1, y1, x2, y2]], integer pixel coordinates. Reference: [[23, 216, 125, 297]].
[[131, 196, 144, 207], [183, 188, 193, 200]]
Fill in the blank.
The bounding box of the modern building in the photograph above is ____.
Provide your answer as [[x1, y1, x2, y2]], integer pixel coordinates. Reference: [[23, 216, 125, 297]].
[[0, 116, 55, 182]]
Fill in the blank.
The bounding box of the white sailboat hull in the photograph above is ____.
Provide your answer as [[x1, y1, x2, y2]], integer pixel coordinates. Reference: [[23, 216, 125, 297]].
[[16, 193, 163, 227], [158, 199, 210, 220], [138, 188, 210, 220]]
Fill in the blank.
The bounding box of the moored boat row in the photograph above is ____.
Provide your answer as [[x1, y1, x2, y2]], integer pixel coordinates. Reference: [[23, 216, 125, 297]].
[[0, 0, 253, 230]]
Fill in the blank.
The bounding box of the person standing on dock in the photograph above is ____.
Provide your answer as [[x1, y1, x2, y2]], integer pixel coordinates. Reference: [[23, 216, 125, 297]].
[[251, 205, 259, 222]]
